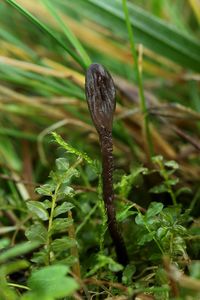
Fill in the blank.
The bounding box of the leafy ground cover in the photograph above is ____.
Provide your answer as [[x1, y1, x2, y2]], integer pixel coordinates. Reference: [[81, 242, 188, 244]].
[[0, 0, 200, 299]]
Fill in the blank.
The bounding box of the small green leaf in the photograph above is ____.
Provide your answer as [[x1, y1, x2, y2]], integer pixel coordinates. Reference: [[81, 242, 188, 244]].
[[173, 236, 187, 256], [59, 255, 78, 266], [166, 178, 179, 186], [65, 169, 79, 182], [116, 167, 147, 198], [25, 223, 48, 244], [157, 226, 168, 239], [152, 155, 163, 165], [86, 254, 123, 277], [31, 249, 49, 265], [58, 185, 75, 197], [50, 218, 73, 234], [51, 237, 76, 253], [27, 201, 49, 221], [122, 264, 136, 285], [55, 157, 69, 171], [146, 202, 163, 219], [54, 202, 74, 217], [135, 213, 145, 225], [138, 232, 155, 245], [50, 168, 79, 184], [35, 184, 54, 196], [174, 225, 187, 235], [108, 262, 123, 272], [117, 204, 135, 222], [98, 255, 123, 272], [149, 184, 168, 194], [43, 199, 52, 209], [27, 265, 79, 298], [164, 160, 179, 169], [176, 187, 192, 197]]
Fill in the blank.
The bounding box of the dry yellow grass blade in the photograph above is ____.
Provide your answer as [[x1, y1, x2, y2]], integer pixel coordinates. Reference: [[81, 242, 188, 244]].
[[150, 125, 177, 159], [0, 85, 69, 119], [43, 58, 84, 86], [183, 73, 200, 81], [31, 96, 83, 106], [127, 113, 177, 160], [167, 262, 200, 291], [142, 61, 178, 80], [0, 93, 85, 107], [188, 0, 200, 24], [115, 102, 176, 160], [142, 47, 181, 72], [0, 56, 83, 83], [64, 17, 131, 64], [0, 41, 32, 60]]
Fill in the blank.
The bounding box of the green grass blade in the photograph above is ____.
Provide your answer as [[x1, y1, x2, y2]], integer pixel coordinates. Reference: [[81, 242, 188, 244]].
[[41, 0, 91, 67], [87, 0, 200, 72], [5, 0, 87, 69], [122, 0, 154, 158]]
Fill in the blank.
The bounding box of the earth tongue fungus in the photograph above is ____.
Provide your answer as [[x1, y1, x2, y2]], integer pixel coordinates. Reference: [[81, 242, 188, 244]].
[[85, 63, 129, 266]]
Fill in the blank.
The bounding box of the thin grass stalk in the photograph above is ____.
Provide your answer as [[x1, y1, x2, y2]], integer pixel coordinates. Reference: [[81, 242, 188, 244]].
[[122, 0, 154, 158], [5, 0, 87, 69], [41, 0, 91, 67]]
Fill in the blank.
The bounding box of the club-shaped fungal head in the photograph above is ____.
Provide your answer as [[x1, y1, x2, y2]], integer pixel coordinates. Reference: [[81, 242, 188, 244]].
[[85, 63, 116, 134]]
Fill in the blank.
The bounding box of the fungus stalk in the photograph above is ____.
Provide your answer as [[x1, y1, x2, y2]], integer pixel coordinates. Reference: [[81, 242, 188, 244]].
[[85, 63, 128, 266]]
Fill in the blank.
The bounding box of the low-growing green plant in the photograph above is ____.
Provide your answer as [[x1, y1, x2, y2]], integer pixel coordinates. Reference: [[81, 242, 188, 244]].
[[135, 202, 188, 259], [26, 156, 79, 267], [1, 137, 200, 299], [149, 155, 180, 205]]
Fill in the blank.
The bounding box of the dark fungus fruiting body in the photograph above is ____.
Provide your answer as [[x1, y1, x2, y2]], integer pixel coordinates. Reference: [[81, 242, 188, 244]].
[[85, 63, 129, 266]]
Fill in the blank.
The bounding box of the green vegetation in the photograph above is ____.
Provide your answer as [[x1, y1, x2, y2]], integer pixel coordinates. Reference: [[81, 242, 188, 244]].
[[0, 0, 200, 299]]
